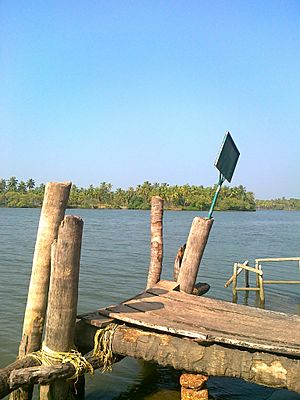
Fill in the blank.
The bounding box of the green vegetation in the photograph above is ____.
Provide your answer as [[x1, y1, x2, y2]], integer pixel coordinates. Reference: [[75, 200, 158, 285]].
[[256, 198, 300, 211], [1, 177, 299, 211], [0, 177, 257, 211]]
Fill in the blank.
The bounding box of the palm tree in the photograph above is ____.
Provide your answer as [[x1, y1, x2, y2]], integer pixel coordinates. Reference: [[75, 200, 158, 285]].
[[26, 178, 35, 190], [18, 181, 27, 193], [7, 176, 18, 191], [0, 179, 6, 192]]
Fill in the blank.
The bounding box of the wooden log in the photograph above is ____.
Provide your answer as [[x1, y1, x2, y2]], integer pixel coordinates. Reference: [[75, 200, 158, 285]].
[[0, 350, 115, 398], [40, 215, 83, 400], [177, 217, 213, 294], [9, 354, 110, 391], [18, 182, 71, 358], [2, 322, 300, 397], [0, 356, 39, 399], [146, 196, 164, 289], [113, 327, 300, 394]]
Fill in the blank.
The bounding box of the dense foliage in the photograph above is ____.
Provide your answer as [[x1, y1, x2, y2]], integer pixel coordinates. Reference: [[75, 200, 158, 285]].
[[4, 177, 299, 211], [0, 177, 258, 211], [256, 198, 300, 211]]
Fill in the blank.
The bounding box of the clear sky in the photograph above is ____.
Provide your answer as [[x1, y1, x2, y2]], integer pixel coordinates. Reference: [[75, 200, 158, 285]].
[[1, 1, 299, 199]]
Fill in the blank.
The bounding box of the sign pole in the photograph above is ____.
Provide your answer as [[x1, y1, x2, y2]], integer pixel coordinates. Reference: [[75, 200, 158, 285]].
[[207, 173, 225, 219]]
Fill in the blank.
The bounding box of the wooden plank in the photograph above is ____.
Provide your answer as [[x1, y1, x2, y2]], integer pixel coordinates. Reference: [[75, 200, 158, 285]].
[[94, 290, 300, 356], [80, 282, 300, 357], [141, 289, 300, 345], [77, 312, 115, 328], [152, 286, 299, 322], [99, 304, 209, 341], [124, 293, 300, 345]]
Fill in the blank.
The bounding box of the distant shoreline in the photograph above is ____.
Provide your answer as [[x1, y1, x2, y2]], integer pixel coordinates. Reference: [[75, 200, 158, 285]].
[[1, 178, 299, 211]]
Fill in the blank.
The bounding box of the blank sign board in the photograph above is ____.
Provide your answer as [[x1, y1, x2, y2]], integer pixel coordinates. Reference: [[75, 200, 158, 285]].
[[215, 132, 240, 182]]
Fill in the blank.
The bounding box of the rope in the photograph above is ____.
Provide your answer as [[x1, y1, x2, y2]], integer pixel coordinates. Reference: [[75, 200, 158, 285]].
[[30, 344, 94, 381], [92, 323, 119, 372], [10, 323, 119, 400]]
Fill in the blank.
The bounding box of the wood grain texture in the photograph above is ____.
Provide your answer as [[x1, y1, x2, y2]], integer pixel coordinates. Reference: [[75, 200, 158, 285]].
[[85, 282, 300, 356], [146, 196, 164, 289], [19, 182, 71, 357], [41, 215, 83, 400], [177, 217, 214, 294]]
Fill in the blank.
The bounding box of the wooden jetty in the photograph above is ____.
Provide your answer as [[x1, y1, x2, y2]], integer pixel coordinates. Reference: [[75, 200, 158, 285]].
[[1, 186, 300, 400], [76, 279, 300, 393]]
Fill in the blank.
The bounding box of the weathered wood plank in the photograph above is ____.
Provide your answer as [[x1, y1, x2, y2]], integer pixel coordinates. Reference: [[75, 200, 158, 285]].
[[100, 297, 300, 356], [81, 284, 300, 356]]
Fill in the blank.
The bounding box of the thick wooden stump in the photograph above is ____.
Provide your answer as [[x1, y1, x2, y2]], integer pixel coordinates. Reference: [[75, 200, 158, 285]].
[[178, 217, 213, 294]]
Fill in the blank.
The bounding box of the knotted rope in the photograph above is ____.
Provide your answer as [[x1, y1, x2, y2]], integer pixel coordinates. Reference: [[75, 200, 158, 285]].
[[92, 323, 119, 372]]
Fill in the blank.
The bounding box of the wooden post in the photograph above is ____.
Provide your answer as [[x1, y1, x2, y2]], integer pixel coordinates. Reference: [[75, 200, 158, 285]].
[[40, 215, 83, 400], [11, 183, 71, 400], [173, 244, 186, 281], [180, 373, 208, 400], [18, 182, 71, 358], [177, 217, 213, 294], [146, 196, 164, 289], [258, 264, 265, 304]]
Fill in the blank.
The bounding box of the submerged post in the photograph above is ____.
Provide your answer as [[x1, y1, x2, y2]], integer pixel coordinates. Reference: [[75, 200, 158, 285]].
[[146, 196, 164, 289], [40, 215, 83, 400], [177, 217, 214, 294]]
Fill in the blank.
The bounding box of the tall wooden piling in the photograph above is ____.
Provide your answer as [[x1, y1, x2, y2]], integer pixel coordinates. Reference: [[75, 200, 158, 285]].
[[40, 215, 83, 400], [146, 196, 164, 289], [177, 217, 213, 294], [11, 183, 71, 400], [18, 182, 71, 358]]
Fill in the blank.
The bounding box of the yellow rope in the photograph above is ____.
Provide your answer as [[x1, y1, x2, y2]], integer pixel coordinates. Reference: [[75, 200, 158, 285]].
[[92, 323, 119, 372], [30, 343, 94, 380]]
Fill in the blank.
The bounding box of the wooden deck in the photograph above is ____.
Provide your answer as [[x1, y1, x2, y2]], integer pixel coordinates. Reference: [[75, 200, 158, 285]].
[[79, 280, 300, 358]]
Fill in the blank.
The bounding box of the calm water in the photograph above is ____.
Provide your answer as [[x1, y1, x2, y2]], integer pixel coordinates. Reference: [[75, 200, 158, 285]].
[[1, 209, 300, 399]]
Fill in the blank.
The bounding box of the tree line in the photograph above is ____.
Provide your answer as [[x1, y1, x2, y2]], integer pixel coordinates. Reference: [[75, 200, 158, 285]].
[[0, 176, 298, 211]]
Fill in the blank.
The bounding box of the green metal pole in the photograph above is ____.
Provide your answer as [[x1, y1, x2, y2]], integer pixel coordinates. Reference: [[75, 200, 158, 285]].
[[208, 174, 225, 219]]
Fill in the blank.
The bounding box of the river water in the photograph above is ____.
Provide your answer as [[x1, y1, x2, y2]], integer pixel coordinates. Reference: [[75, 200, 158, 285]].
[[1, 209, 300, 399]]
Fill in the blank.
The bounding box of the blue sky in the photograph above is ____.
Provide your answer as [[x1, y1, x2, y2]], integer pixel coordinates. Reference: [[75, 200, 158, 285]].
[[1, 1, 299, 199]]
